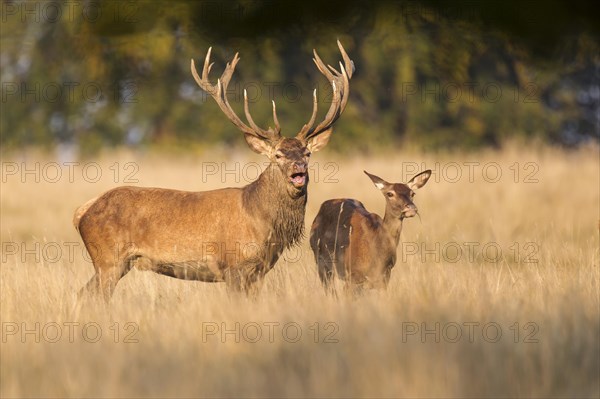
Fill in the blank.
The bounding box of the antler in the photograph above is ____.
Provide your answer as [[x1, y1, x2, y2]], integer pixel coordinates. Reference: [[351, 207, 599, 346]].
[[191, 48, 281, 141], [296, 40, 355, 142]]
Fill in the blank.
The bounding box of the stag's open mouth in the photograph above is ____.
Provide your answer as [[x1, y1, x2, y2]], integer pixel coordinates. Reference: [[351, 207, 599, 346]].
[[290, 172, 307, 188]]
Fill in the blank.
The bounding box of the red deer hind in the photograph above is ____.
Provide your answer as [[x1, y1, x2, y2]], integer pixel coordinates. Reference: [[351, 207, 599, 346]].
[[310, 169, 431, 293], [74, 41, 354, 301]]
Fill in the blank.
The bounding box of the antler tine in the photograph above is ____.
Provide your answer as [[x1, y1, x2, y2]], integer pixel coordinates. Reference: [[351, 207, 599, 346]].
[[296, 41, 354, 141], [337, 62, 351, 114], [272, 100, 281, 134], [312, 50, 334, 81], [337, 39, 354, 79], [327, 64, 340, 75], [243, 90, 272, 139], [220, 53, 239, 90], [191, 59, 208, 93], [201, 47, 212, 81], [191, 47, 280, 141], [311, 80, 341, 134], [298, 89, 318, 136]]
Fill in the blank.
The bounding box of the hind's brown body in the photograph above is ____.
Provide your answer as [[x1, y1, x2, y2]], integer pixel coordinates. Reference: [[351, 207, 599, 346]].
[[310, 170, 432, 292]]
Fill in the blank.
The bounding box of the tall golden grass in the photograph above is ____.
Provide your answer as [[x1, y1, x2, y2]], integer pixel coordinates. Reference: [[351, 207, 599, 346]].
[[1, 143, 598, 398]]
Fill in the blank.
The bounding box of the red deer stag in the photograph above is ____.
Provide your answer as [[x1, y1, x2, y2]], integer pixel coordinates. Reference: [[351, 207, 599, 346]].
[[310, 169, 431, 293], [74, 41, 354, 301]]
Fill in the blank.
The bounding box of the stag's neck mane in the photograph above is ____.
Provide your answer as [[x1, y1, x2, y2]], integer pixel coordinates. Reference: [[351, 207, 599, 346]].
[[242, 163, 307, 249]]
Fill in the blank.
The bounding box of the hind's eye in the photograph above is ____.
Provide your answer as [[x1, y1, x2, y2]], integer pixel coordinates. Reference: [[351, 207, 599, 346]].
[[386, 192, 394, 197]]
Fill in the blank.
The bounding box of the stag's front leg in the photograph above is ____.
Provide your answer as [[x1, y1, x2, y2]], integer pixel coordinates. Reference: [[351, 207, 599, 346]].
[[224, 268, 245, 294], [224, 264, 265, 298]]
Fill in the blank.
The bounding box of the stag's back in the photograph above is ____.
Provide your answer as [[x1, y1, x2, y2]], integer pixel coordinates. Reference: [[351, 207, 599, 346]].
[[76, 185, 259, 263]]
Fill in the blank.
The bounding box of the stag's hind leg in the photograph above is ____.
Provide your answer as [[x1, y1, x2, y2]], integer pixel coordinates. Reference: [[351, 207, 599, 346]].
[[78, 256, 133, 303], [78, 271, 118, 303]]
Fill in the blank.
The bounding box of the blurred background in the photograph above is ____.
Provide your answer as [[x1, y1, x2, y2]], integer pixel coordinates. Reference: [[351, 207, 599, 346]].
[[1, 0, 599, 154]]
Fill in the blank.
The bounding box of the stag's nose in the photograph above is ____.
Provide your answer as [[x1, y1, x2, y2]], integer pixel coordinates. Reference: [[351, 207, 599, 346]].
[[292, 161, 307, 174]]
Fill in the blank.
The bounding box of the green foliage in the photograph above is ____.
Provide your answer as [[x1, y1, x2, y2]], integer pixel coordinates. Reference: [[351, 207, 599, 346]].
[[1, 1, 597, 153]]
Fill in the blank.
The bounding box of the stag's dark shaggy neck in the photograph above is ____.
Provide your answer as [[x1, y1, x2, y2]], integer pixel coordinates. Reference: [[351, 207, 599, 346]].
[[242, 163, 307, 249]]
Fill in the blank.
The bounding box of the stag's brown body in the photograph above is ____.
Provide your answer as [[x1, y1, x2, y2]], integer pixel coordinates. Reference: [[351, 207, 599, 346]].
[[310, 170, 431, 292], [74, 41, 354, 301], [75, 156, 305, 292]]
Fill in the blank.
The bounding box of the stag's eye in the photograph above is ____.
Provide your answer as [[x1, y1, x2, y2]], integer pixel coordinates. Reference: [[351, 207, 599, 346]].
[[275, 152, 284, 159], [304, 151, 311, 158]]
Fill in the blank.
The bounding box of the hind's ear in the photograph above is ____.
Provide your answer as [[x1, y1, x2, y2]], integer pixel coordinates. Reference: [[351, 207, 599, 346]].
[[407, 170, 432, 190], [364, 171, 390, 191]]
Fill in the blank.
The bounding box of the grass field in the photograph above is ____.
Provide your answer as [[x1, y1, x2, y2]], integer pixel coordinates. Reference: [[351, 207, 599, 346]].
[[1, 143, 598, 398]]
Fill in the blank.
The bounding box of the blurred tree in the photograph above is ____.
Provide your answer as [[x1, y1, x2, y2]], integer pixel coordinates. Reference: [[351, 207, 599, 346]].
[[0, 0, 598, 153]]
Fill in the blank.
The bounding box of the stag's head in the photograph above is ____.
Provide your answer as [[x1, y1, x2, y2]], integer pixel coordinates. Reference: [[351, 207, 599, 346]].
[[191, 41, 354, 197], [364, 170, 432, 219]]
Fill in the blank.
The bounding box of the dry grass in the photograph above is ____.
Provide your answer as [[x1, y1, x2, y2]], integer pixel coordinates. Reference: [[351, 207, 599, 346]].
[[1, 143, 599, 398]]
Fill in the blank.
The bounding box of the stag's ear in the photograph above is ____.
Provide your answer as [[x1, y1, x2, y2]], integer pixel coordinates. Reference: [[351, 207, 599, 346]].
[[244, 133, 273, 156], [407, 170, 432, 190], [364, 170, 390, 191], [305, 128, 332, 153]]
